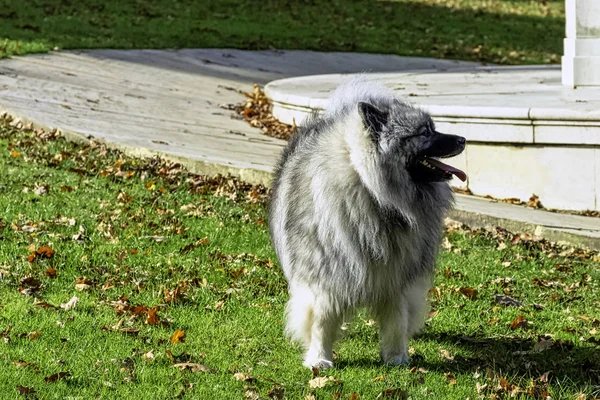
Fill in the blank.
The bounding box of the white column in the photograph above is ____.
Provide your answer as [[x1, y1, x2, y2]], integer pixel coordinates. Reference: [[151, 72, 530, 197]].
[[562, 0, 600, 87]]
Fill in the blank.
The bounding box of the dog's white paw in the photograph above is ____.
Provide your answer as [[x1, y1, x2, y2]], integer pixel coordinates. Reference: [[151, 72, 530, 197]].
[[303, 358, 334, 370], [383, 353, 410, 366]]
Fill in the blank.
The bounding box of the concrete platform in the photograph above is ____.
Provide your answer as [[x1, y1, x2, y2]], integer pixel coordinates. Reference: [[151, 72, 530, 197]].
[[0, 50, 598, 249], [265, 66, 600, 212]]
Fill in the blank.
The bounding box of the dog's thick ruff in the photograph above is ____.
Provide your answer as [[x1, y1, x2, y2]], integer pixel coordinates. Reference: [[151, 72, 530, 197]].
[[269, 78, 465, 369]]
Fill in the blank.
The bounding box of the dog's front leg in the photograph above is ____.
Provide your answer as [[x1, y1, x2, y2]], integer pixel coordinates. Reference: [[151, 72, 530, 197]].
[[376, 300, 410, 366]]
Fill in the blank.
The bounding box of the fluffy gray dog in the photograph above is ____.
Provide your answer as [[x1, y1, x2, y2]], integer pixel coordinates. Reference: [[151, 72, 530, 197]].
[[269, 79, 466, 369]]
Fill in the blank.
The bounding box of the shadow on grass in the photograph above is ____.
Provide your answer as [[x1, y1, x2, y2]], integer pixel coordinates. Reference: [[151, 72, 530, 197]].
[[2, 0, 563, 65], [413, 330, 600, 386]]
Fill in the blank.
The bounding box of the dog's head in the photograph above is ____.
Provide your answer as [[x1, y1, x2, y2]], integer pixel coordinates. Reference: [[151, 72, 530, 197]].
[[358, 100, 467, 184]]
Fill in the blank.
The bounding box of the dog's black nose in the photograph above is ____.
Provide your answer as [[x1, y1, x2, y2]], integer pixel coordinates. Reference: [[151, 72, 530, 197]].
[[456, 136, 466, 146]]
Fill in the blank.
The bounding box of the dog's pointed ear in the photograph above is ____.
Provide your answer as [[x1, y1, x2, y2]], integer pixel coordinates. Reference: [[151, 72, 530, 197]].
[[358, 102, 387, 139]]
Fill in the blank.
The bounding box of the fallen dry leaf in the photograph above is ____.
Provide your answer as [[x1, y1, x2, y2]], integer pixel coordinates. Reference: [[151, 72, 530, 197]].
[[60, 296, 79, 311], [268, 386, 285, 399], [16, 385, 36, 395], [142, 350, 155, 361], [459, 287, 478, 300], [170, 329, 186, 344], [494, 295, 523, 308], [444, 372, 457, 385], [34, 299, 59, 310], [27, 245, 54, 263], [28, 331, 41, 341], [173, 362, 213, 373], [145, 308, 160, 325], [533, 339, 554, 353], [308, 376, 339, 389], [13, 360, 35, 369], [245, 390, 260, 400], [45, 268, 56, 278], [75, 277, 92, 291], [234, 372, 255, 382], [439, 348, 455, 361], [510, 315, 531, 330], [44, 371, 70, 382]]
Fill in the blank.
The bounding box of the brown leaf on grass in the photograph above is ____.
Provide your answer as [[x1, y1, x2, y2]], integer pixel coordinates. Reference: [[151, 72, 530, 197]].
[[10, 151, 21, 158], [34, 299, 59, 310], [428, 287, 441, 301], [494, 295, 523, 307], [44, 371, 70, 382], [60, 296, 79, 311], [13, 360, 36, 369], [510, 315, 531, 330], [308, 376, 339, 389], [439, 348, 454, 361], [498, 377, 522, 397], [173, 362, 213, 373], [142, 349, 155, 361], [28, 331, 41, 341], [117, 191, 133, 203], [234, 372, 256, 383], [170, 329, 186, 344], [146, 308, 160, 325], [60, 185, 73, 192], [533, 339, 555, 353], [16, 385, 36, 395], [347, 393, 360, 400], [34, 185, 49, 196], [45, 268, 56, 278], [164, 286, 185, 304], [267, 387, 285, 400], [101, 322, 140, 336], [532, 277, 561, 288], [244, 390, 260, 400], [27, 245, 54, 262], [376, 389, 409, 399], [459, 287, 478, 300], [444, 372, 457, 385], [19, 276, 42, 296], [75, 277, 92, 291]]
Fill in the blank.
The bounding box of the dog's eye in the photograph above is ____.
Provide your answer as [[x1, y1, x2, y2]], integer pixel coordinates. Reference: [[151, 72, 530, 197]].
[[418, 126, 430, 136]]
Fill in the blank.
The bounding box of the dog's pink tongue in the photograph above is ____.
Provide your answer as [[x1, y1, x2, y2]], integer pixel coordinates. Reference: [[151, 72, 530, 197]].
[[427, 158, 467, 182]]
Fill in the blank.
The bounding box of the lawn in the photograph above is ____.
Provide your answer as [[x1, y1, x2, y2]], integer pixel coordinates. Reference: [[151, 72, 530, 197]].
[[1, 117, 599, 399], [0, 0, 564, 65]]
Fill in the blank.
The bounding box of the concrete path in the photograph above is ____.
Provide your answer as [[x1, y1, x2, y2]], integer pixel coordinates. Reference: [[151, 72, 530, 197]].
[[0, 49, 598, 249], [0, 49, 477, 184]]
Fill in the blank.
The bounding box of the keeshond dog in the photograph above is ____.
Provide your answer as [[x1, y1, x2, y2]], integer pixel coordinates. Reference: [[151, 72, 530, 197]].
[[269, 79, 466, 369]]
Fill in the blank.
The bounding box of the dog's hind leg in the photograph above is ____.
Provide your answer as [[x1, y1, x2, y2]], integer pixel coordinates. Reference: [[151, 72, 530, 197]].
[[374, 299, 410, 366], [303, 295, 341, 370], [285, 285, 314, 348]]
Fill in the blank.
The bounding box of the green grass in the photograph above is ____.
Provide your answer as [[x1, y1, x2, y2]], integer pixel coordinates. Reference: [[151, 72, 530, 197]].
[[0, 0, 564, 65], [1, 118, 599, 400]]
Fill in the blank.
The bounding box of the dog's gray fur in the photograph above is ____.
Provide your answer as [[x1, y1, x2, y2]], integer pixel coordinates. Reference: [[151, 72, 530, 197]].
[[269, 78, 461, 369]]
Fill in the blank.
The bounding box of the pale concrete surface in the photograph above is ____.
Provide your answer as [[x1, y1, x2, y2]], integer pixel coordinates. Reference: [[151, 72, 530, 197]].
[[0, 49, 477, 185], [265, 67, 600, 211], [0, 49, 598, 249]]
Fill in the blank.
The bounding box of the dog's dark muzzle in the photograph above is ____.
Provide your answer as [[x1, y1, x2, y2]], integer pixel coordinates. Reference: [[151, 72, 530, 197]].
[[425, 132, 466, 158]]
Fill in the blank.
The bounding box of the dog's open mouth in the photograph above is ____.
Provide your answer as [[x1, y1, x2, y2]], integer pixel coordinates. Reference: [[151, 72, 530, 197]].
[[418, 157, 467, 182]]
